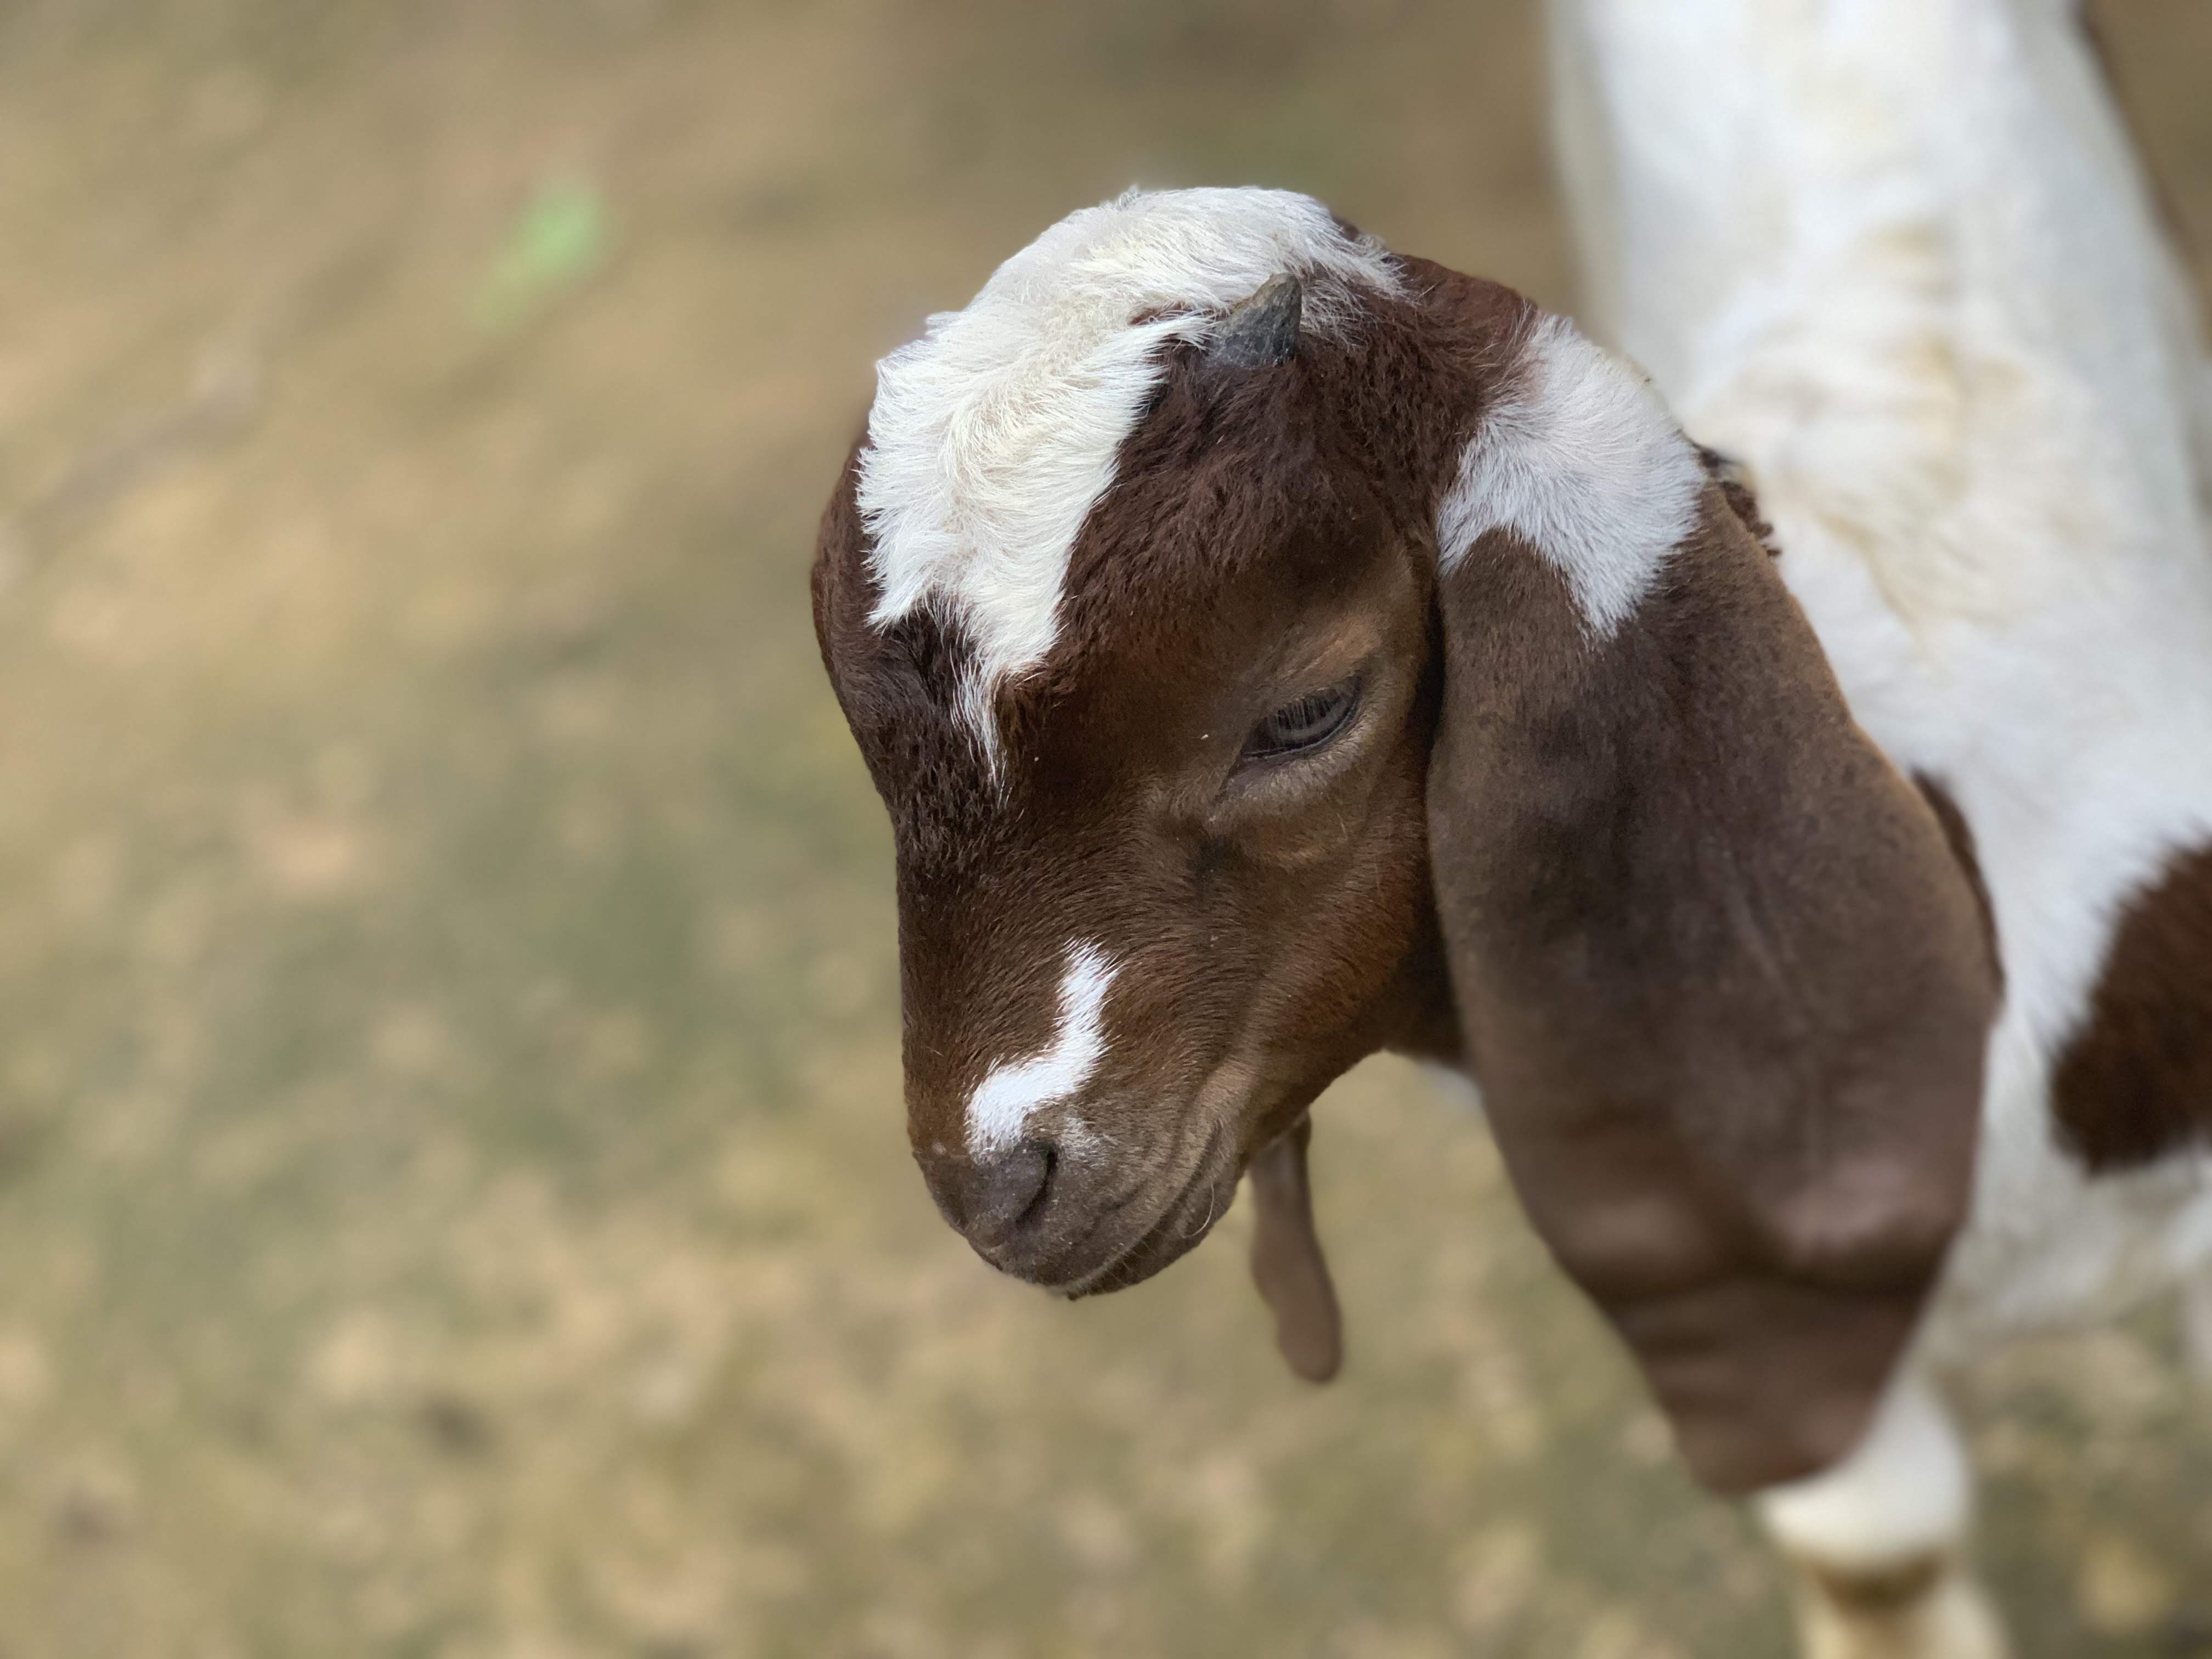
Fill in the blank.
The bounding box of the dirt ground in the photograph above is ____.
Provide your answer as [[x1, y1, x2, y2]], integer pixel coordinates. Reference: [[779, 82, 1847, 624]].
[[1, 1, 2210, 1655]]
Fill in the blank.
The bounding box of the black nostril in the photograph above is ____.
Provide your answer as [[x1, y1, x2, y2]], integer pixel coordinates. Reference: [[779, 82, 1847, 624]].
[[960, 1141, 1053, 1244]]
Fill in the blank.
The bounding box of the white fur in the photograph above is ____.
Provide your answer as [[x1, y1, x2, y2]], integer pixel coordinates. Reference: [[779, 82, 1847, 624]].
[[857, 189, 1401, 775], [1554, 0, 2212, 1644], [965, 943, 1116, 1155], [1437, 312, 1707, 634], [1758, 1373, 1970, 1572], [1549, 0, 2212, 1341], [1760, 1374, 2008, 1658]]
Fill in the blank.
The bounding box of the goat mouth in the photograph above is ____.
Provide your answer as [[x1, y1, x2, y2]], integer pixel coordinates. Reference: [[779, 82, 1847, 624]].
[[1049, 1123, 1240, 1299]]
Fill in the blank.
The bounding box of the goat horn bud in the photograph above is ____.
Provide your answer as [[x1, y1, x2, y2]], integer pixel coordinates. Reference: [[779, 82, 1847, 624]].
[[1208, 274, 1303, 369]]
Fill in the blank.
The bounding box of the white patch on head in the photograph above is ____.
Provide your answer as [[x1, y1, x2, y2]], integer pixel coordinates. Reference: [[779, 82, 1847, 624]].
[[964, 943, 1117, 1155], [857, 187, 1403, 774], [1436, 312, 1706, 634]]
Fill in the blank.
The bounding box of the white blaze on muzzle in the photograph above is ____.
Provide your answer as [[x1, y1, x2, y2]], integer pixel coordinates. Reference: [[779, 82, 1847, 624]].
[[964, 943, 1116, 1155]]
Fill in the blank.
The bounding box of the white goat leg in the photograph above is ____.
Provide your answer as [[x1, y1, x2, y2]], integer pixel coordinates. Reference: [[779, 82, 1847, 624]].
[[1757, 1373, 2007, 1659]]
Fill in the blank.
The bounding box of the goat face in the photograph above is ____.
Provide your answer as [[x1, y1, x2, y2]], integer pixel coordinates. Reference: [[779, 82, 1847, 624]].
[[814, 313, 1455, 1292], [819, 189, 2006, 1491]]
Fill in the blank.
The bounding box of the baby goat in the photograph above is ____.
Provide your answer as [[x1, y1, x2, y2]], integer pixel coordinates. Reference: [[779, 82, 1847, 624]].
[[813, 7, 2212, 1654]]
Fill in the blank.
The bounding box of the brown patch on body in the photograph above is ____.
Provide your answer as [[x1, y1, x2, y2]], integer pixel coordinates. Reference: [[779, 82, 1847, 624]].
[[2054, 840, 2212, 1170]]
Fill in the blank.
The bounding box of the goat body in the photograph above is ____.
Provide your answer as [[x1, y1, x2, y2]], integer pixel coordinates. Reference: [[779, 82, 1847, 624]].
[[1553, 0, 2212, 1345], [1552, 0, 2212, 1647], [815, 2, 2212, 1651]]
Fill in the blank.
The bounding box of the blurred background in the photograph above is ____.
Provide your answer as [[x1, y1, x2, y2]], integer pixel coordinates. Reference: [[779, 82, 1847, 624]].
[[2, 1, 2210, 1654]]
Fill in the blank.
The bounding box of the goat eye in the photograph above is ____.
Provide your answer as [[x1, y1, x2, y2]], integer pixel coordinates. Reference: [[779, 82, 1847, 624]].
[[1244, 683, 1358, 760]]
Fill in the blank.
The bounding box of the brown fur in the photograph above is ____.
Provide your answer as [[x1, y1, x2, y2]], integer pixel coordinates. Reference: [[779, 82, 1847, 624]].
[[1697, 445, 1780, 557], [1915, 776, 2002, 996], [1425, 276, 1996, 1490], [2079, 20, 2212, 1187], [1798, 1553, 1948, 1615], [2053, 841, 2212, 1169], [814, 239, 1999, 1494], [814, 275, 1469, 1293], [1246, 1115, 1341, 1383]]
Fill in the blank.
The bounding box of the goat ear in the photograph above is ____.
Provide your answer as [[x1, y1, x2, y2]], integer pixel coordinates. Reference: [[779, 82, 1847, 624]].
[[1208, 275, 1302, 370], [1426, 477, 1998, 1494], [1246, 1114, 1342, 1383]]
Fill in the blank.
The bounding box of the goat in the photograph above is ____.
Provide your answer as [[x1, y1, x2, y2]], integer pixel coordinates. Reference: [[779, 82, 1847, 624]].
[[812, 4, 2212, 1652]]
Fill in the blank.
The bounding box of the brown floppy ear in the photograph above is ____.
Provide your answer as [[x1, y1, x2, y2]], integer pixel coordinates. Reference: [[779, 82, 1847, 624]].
[[1427, 467, 1999, 1494], [1246, 1115, 1342, 1383]]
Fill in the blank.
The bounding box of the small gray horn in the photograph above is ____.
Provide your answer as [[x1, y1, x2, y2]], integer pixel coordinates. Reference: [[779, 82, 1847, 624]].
[[1207, 274, 1302, 369]]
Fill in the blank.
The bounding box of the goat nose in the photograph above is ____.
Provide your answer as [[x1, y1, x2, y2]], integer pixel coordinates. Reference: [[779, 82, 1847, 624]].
[[926, 1142, 1053, 1245]]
